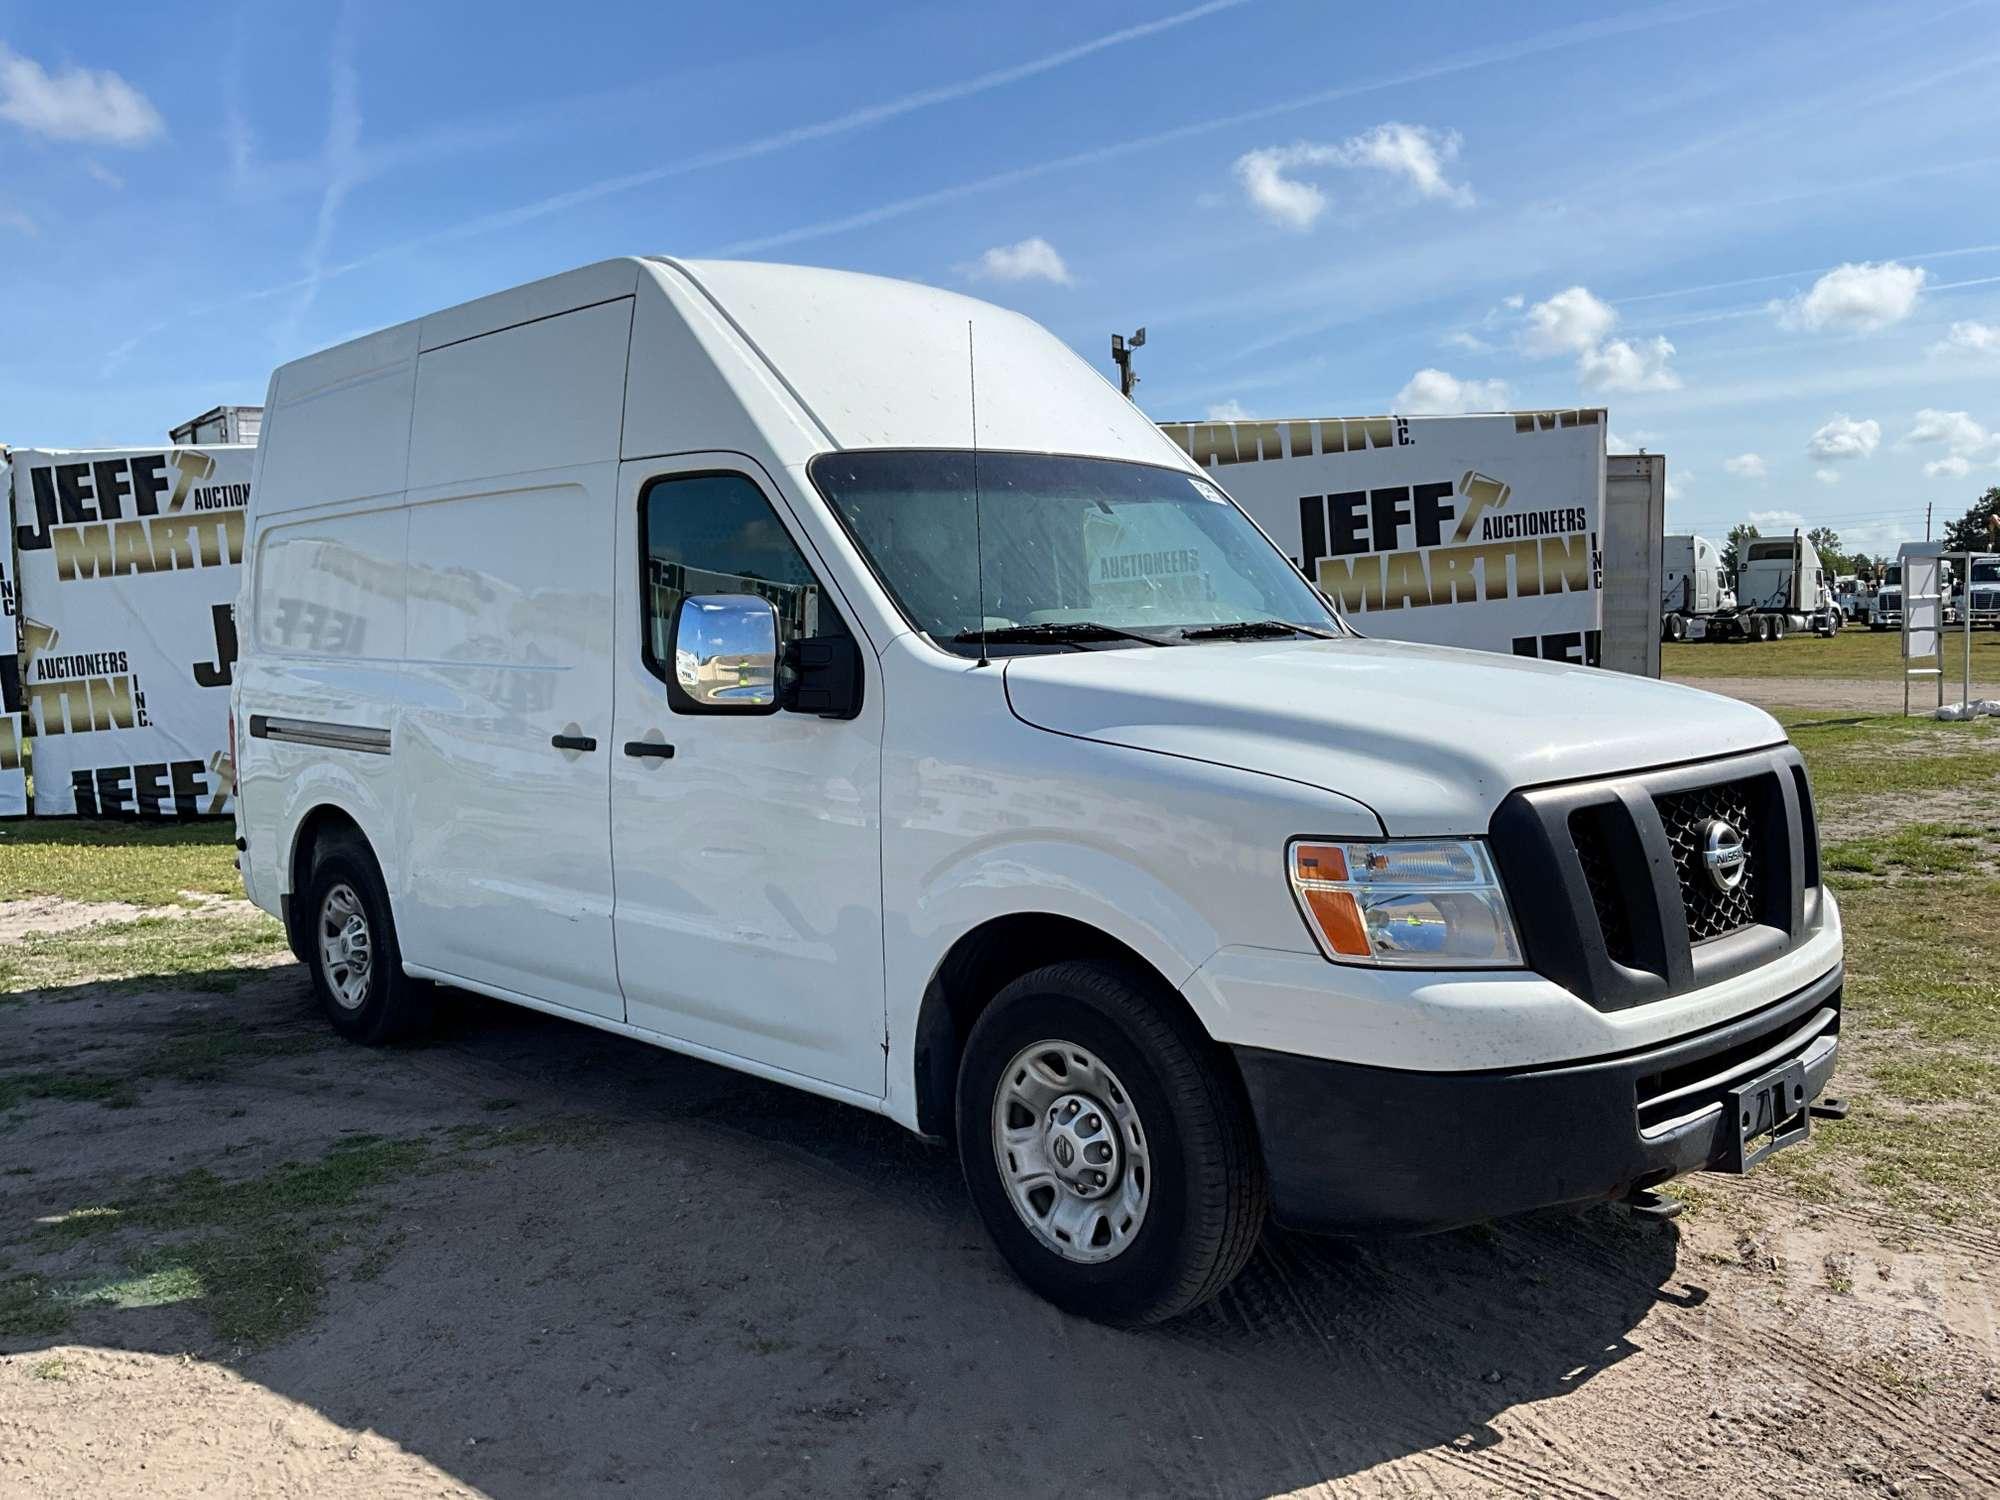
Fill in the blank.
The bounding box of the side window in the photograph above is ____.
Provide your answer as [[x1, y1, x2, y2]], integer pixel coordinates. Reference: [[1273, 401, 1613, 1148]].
[[640, 472, 848, 677]]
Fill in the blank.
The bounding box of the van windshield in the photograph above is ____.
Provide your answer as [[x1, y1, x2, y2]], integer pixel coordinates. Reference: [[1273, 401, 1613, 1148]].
[[809, 451, 1339, 654]]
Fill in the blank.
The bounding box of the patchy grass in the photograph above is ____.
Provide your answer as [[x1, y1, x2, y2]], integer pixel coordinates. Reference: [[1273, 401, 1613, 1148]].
[[12, 1124, 598, 1346], [0, 820, 242, 906], [1748, 707, 2000, 1226], [139, 1020, 328, 1084], [1776, 710, 2000, 804], [28, 1356, 71, 1381], [0, 1273, 72, 1338], [1666, 624, 2000, 681], [0, 1071, 140, 1113], [1823, 821, 1991, 880], [21, 1135, 435, 1346], [0, 910, 288, 996]]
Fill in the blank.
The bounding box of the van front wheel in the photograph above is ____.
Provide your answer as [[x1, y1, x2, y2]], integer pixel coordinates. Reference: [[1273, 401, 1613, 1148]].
[[301, 834, 430, 1045], [956, 961, 1267, 1325]]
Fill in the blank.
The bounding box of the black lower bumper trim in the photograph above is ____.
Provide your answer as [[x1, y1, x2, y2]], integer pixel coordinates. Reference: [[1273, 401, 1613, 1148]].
[[1233, 964, 1842, 1236]]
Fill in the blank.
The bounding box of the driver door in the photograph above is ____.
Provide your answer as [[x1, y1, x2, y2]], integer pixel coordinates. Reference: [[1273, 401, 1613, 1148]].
[[608, 456, 886, 1097]]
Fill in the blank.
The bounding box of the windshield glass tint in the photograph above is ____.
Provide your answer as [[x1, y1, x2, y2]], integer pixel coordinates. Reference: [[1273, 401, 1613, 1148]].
[[810, 451, 1333, 652]]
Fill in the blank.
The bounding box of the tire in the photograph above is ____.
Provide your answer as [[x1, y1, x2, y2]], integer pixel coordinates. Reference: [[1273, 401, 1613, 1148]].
[[1770, 615, 1787, 641], [956, 960, 1267, 1326], [300, 831, 431, 1044], [1665, 613, 1687, 643]]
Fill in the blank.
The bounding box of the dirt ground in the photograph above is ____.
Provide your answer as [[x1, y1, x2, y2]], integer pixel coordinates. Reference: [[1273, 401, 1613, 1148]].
[[1667, 674, 2000, 716], [4, 917, 1997, 1498]]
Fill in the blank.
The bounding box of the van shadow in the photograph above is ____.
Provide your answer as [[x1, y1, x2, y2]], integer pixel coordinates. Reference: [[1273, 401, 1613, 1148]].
[[5, 972, 1696, 1497]]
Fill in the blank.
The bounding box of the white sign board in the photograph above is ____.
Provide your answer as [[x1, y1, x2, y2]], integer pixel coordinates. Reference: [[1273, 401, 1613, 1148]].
[[9, 446, 249, 817], [1159, 411, 1606, 664], [1902, 547, 1942, 661], [0, 456, 25, 816]]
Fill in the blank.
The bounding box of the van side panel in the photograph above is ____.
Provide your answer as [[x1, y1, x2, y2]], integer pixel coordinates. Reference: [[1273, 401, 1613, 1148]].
[[621, 268, 827, 465], [392, 301, 632, 1021], [234, 505, 410, 921], [255, 324, 418, 516], [408, 298, 633, 490], [252, 510, 409, 661]]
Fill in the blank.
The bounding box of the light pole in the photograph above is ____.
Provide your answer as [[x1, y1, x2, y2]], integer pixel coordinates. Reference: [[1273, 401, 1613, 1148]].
[[1110, 327, 1146, 399]]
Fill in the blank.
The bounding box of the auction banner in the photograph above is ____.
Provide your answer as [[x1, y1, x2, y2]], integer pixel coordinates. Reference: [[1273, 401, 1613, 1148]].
[[0, 455, 24, 816], [9, 446, 248, 817], [1159, 411, 1606, 665]]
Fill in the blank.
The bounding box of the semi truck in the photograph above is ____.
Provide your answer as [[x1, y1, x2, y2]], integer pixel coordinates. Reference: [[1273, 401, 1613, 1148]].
[[235, 256, 1843, 1324], [1663, 530, 1838, 642]]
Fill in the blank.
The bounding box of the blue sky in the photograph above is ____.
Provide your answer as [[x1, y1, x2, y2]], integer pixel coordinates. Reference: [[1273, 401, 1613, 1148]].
[[2, 0, 1997, 558]]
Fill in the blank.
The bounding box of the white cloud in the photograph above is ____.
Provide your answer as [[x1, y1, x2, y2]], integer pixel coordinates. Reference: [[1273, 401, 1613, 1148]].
[[963, 235, 1074, 285], [1904, 409, 1999, 478], [0, 43, 163, 146], [1905, 407, 1992, 453], [1501, 293, 1524, 311], [1579, 334, 1681, 392], [1205, 399, 1250, 421], [1393, 367, 1510, 415], [1665, 468, 1692, 503], [1443, 329, 1493, 354], [1750, 508, 1808, 530], [1, 205, 35, 236], [83, 159, 123, 189], [1806, 414, 1880, 462], [1234, 123, 1472, 229], [1608, 427, 1661, 454], [1334, 123, 1473, 205], [1935, 320, 2000, 355], [1521, 286, 1617, 356], [1774, 260, 1927, 332], [1814, 468, 1842, 486], [1723, 453, 1768, 480]]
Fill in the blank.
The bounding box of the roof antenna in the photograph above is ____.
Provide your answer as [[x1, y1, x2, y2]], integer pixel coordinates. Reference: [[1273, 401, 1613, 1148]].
[[968, 319, 990, 668]]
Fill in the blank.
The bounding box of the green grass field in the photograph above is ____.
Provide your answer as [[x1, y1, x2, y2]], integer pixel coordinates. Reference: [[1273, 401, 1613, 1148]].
[[0, 820, 243, 906], [1666, 619, 2000, 680]]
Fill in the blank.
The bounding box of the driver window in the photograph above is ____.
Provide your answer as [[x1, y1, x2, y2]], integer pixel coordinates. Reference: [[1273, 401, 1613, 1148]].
[[640, 472, 848, 676]]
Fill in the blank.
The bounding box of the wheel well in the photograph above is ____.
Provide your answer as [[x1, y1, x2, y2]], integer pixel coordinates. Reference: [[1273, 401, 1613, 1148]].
[[911, 913, 1204, 1139], [285, 806, 368, 958]]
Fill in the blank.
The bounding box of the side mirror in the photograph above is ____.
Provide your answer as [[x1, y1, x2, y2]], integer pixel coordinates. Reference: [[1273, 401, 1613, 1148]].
[[670, 594, 778, 712], [784, 634, 864, 719]]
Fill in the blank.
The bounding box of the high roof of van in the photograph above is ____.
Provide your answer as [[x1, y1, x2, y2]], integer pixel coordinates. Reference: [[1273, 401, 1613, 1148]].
[[261, 256, 1187, 477]]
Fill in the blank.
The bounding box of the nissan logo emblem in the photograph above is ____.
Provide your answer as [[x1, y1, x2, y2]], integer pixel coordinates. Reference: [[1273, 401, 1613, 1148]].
[[1702, 819, 1747, 893]]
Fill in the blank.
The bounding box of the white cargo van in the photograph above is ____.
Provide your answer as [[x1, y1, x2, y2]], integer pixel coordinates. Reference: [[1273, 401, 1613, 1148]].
[[235, 258, 1844, 1324]]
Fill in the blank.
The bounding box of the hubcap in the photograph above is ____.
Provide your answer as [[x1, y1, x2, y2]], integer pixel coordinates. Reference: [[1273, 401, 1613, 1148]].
[[992, 1040, 1150, 1264], [318, 883, 372, 1011]]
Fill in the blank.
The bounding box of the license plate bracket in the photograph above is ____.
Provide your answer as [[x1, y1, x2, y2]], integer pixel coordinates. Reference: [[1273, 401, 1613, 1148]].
[[1720, 1058, 1811, 1173]]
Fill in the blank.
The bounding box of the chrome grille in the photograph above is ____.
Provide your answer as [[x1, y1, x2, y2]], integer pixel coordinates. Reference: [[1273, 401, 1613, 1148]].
[[1656, 779, 1759, 943]]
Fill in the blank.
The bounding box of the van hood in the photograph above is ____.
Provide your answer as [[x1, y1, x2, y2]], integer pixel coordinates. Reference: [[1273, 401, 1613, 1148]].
[[1002, 637, 1786, 833]]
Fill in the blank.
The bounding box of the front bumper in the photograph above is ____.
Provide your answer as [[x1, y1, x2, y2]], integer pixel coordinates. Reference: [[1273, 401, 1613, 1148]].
[[1232, 963, 1841, 1235]]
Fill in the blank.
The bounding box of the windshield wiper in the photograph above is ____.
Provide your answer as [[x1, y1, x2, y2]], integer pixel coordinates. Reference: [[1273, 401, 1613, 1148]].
[[1178, 619, 1339, 641], [949, 621, 1171, 648]]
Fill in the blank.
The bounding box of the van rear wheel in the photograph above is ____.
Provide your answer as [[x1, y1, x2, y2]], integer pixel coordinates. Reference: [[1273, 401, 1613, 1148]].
[[956, 960, 1267, 1325], [301, 833, 431, 1045]]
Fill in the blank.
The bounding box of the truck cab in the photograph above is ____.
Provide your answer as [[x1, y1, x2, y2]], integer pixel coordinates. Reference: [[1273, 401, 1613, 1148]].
[[1960, 558, 2000, 628], [1872, 562, 1904, 630], [234, 257, 1843, 1324]]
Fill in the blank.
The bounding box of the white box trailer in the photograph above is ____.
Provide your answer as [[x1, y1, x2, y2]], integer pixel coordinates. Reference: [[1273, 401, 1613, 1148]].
[[1158, 411, 1615, 669]]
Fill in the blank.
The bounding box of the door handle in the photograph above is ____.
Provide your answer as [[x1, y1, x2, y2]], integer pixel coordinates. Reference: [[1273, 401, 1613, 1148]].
[[623, 740, 676, 759], [551, 734, 598, 752]]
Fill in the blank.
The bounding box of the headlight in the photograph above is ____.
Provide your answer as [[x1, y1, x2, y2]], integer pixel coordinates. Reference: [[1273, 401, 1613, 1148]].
[[1288, 838, 1523, 968]]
